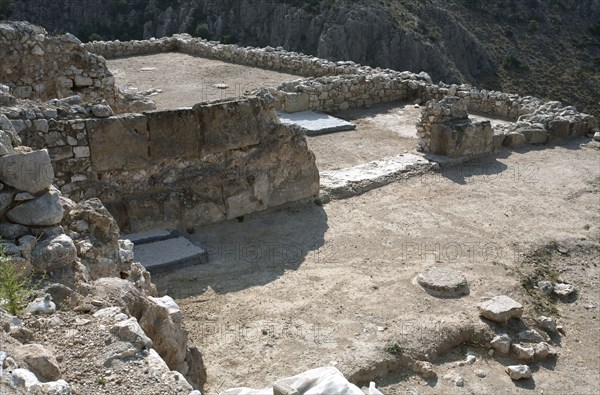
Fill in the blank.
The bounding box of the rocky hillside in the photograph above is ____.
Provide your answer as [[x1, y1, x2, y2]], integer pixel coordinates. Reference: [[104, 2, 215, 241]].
[[2, 0, 599, 116]]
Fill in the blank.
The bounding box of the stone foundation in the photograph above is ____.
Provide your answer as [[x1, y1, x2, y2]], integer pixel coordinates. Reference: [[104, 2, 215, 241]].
[[12, 95, 320, 233]]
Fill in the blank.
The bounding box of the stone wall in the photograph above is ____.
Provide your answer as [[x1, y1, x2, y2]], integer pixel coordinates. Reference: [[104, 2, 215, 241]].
[[10, 94, 320, 233], [416, 97, 494, 159], [0, 22, 118, 107]]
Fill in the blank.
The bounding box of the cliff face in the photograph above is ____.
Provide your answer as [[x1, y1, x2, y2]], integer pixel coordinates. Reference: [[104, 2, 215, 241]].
[[4, 0, 599, 116]]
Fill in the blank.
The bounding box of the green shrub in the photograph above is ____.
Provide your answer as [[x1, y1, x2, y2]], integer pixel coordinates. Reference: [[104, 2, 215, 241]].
[[194, 23, 211, 40], [0, 246, 36, 316], [221, 34, 238, 45]]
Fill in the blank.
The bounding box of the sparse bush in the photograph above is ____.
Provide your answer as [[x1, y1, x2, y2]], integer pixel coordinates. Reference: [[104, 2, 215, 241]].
[[0, 246, 36, 316], [194, 23, 211, 40], [88, 32, 103, 42], [528, 19, 539, 33], [221, 34, 238, 45]]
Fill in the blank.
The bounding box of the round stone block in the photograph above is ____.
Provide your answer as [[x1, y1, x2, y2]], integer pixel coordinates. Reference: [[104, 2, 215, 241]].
[[417, 266, 469, 298]]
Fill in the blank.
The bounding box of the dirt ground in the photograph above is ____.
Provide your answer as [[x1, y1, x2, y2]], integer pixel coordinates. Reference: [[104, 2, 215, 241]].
[[307, 102, 513, 171], [107, 52, 300, 109], [155, 138, 600, 394]]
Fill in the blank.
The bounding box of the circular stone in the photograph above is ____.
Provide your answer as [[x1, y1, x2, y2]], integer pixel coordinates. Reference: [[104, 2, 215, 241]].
[[417, 266, 469, 298]]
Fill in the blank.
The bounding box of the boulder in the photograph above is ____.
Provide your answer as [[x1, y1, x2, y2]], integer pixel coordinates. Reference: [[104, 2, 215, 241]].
[[7, 188, 64, 226], [0, 114, 22, 146], [13, 344, 61, 381], [0, 223, 29, 240], [478, 295, 523, 322], [24, 294, 57, 315], [0, 149, 54, 194], [0, 129, 15, 156], [31, 234, 77, 272], [512, 343, 535, 360], [0, 189, 15, 216]]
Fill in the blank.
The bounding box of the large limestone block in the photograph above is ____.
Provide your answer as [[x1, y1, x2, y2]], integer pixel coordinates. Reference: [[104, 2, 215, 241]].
[[86, 114, 149, 172], [145, 108, 200, 161], [0, 149, 54, 193], [195, 97, 269, 154], [6, 188, 64, 226], [429, 121, 494, 159]]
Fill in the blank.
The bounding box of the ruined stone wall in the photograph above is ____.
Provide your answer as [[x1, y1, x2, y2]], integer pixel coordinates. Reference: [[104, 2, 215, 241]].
[[0, 22, 118, 106], [10, 95, 319, 233]]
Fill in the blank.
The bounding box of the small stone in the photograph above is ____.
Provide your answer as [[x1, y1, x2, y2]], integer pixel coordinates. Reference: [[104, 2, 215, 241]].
[[491, 334, 511, 354], [506, 365, 532, 380], [466, 355, 476, 365], [474, 369, 487, 378], [593, 131, 600, 142], [554, 283, 575, 296], [488, 349, 494, 356], [519, 329, 547, 343], [414, 360, 436, 379], [512, 343, 535, 360], [73, 146, 90, 158], [536, 316, 557, 333], [537, 280, 554, 295], [91, 104, 114, 118], [478, 295, 523, 322], [534, 342, 555, 360]]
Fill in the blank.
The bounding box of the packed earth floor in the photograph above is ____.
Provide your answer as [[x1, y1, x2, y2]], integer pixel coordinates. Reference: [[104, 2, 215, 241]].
[[154, 138, 600, 395], [108, 53, 599, 394]]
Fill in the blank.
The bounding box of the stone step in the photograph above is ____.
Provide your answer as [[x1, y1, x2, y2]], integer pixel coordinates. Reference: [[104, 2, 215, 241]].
[[278, 110, 356, 136], [320, 153, 437, 200], [124, 228, 179, 245], [123, 231, 208, 275]]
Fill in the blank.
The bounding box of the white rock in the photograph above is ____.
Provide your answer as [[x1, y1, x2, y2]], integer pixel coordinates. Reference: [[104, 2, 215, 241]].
[[506, 365, 532, 380], [553, 283, 575, 296], [512, 343, 535, 360], [110, 317, 153, 349], [490, 334, 511, 354], [478, 295, 523, 322], [25, 294, 56, 315], [536, 316, 557, 333]]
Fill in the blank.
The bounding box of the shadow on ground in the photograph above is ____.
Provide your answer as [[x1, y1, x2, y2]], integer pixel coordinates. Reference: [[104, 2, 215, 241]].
[[154, 202, 328, 297]]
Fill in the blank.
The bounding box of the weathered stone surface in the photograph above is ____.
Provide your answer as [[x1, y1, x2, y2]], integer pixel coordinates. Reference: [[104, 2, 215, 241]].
[[7, 188, 64, 226], [13, 344, 61, 381], [518, 329, 547, 343], [146, 108, 200, 161], [0, 149, 54, 193], [416, 266, 469, 297], [0, 130, 15, 156], [31, 234, 77, 272], [506, 365, 532, 380], [91, 104, 113, 118], [554, 283, 575, 296], [478, 295, 523, 322], [110, 317, 153, 349], [512, 343, 535, 360], [490, 334, 511, 354], [86, 114, 149, 172], [505, 132, 527, 148], [0, 189, 15, 215], [536, 316, 557, 333], [0, 223, 29, 240], [196, 97, 267, 154]]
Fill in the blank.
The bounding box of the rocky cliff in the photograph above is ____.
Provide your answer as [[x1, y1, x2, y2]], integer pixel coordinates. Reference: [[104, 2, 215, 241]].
[[3, 0, 600, 115]]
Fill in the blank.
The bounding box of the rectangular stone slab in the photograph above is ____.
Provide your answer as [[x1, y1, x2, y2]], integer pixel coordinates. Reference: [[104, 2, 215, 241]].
[[277, 111, 356, 136], [320, 153, 434, 199], [123, 229, 178, 245], [133, 236, 208, 275]]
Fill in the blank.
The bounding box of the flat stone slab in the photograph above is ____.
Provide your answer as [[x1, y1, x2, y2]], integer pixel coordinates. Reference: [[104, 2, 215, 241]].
[[123, 229, 178, 245], [417, 266, 469, 298], [278, 111, 356, 136], [133, 236, 208, 275], [478, 295, 524, 322], [320, 154, 436, 199]]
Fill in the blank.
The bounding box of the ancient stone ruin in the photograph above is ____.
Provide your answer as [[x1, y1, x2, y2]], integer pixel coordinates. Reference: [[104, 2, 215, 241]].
[[0, 19, 598, 394]]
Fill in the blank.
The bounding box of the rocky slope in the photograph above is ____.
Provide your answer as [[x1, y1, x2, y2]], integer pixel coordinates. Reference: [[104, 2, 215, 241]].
[[3, 0, 599, 110]]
